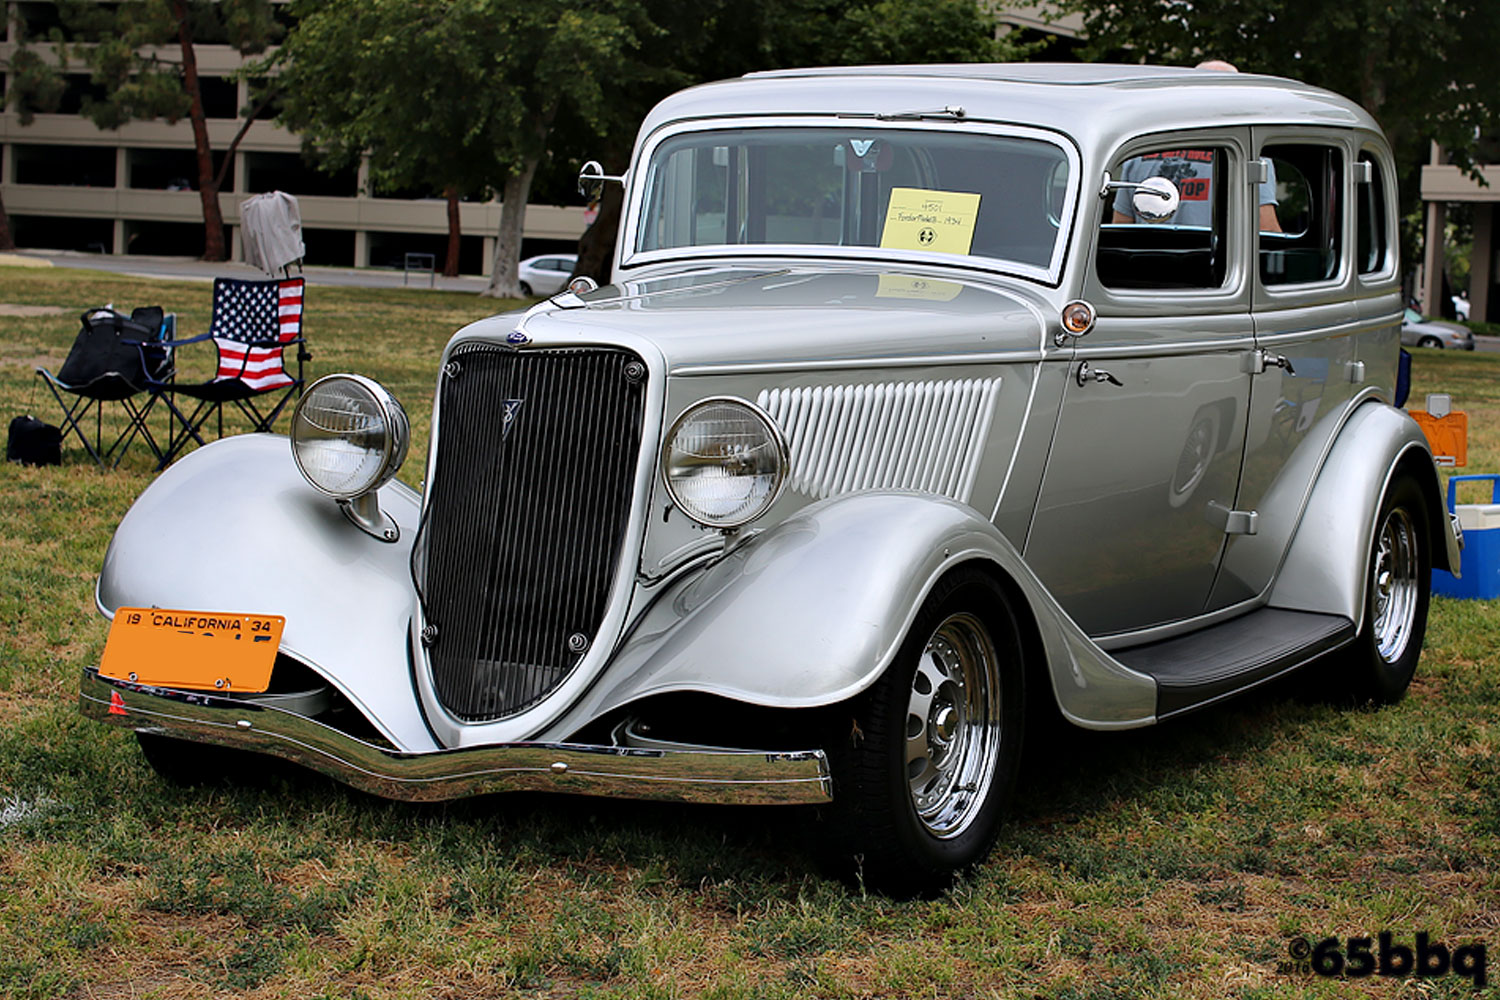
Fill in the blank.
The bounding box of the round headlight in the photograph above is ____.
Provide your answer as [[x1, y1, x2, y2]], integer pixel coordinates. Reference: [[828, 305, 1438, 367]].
[[662, 397, 788, 529], [291, 374, 409, 499]]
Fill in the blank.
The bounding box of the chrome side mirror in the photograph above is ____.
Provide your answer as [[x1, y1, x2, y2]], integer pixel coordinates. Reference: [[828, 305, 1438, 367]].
[[1099, 172, 1180, 222], [578, 160, 626, 198]]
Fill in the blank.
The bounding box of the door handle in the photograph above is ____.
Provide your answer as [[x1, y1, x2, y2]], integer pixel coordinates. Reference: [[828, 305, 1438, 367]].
[[1076, 361, 1123, 387], [1243, 349, 1297, 376]]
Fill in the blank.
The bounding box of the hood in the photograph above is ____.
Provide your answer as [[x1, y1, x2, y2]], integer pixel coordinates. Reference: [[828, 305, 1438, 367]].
[[458, 266, 1047, 371]]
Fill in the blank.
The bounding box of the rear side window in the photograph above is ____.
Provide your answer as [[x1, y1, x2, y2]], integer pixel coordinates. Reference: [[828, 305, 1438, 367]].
[[1096, 147, 1230, 290], [1356, 153, 1389, 275], [1260, 144, 1343, 286]]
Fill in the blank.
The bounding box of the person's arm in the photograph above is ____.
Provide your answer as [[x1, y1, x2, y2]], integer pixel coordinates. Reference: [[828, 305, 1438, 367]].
[[1258, 203, 1282, 233]]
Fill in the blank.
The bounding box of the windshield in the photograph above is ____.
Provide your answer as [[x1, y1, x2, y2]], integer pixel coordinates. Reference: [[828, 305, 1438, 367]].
[[633, 126, 1073, 276]]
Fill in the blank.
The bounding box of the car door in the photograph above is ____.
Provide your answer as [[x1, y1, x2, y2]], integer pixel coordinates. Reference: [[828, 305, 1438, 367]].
[[1209, 131, 1362, 608], [1026, 130, 1257, 637]]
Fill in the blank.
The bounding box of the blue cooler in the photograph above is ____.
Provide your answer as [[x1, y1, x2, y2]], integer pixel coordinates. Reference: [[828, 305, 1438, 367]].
[[1432, 474, 1500, 600]]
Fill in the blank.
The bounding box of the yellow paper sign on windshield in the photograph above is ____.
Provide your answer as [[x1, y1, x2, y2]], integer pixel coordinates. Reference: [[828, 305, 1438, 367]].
[[880, 188, 981, 255]]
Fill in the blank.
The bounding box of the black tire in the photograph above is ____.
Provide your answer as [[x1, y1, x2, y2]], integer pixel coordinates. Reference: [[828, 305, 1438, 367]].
[[136, 732, 256, 786], [819, 567, 1026, 897], [1418, 336, 1442, 349], [1343, 474, 1431, 704], [519, 281, 533, 296]]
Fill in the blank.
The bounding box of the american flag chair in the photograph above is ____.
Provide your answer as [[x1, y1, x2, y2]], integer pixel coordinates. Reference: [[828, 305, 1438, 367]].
[[153, 276, 310, 466]]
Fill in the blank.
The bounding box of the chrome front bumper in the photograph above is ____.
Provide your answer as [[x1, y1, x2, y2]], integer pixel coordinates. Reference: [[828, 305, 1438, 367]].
[[79, 669, 832, 806]]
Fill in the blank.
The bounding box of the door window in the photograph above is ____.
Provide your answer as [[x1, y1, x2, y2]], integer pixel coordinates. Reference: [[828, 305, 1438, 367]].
[[1356, 153, 1389, 276], [1097, 147, 1230, 290], [1259, 144, 1343, 286]]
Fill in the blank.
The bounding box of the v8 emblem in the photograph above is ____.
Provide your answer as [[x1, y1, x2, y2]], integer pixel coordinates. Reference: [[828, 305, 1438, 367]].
[[500, 399, 524, 439]]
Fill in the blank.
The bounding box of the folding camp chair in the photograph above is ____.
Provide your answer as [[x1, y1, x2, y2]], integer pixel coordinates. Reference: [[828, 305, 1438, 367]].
[[35, 306, 173, 468], [154, 276, 310, 465]]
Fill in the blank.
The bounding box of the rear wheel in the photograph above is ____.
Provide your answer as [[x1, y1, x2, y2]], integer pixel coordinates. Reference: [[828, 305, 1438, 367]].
[[821, 567, 1025, 896], [1344, 474, 1431, 703], [518, 281, 534, 297]]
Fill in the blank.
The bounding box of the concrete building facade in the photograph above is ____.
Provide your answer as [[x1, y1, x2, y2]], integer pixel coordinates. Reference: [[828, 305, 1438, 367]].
[[1420, 143, 1500, 323]]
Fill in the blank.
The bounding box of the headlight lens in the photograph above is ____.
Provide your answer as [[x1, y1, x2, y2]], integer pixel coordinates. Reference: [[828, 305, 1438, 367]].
[[662, 397, 788, 529], [291, 374, 409, 499]]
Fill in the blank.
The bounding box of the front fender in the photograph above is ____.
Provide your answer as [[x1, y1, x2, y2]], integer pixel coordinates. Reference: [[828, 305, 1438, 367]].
[[549, 492, 1158, 736], [1270, 402, 1457, 627], [95, 434, 437, 752]]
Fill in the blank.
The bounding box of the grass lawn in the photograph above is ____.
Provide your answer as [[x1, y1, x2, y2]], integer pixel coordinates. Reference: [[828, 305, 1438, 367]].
[[1, 265, 1497, 999]]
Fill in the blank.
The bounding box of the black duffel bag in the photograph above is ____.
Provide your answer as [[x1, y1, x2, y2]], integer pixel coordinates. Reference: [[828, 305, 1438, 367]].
[[55, 307, 169, 398], [7, 415, 62, 467]]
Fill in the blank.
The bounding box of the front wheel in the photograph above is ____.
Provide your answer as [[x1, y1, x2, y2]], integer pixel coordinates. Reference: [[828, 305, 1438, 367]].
[[820, 567, 1025, 896], [1418, 335, 1443, 349], [1343, 474, 1432, 703]]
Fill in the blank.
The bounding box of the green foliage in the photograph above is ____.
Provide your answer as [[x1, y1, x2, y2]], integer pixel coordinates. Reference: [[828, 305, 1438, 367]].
[[271, 0, 646, 199], [3, 47, 66, 125]]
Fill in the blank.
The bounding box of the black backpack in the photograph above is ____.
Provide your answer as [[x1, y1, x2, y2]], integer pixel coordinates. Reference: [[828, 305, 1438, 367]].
[[7, 415, 62, 467]]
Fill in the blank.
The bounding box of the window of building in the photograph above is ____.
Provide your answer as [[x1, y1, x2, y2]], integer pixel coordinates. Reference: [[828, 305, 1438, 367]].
[[13, 144, 116, 187], [1096, 146, 1230, 290], [1259, 144, 1343, 286]]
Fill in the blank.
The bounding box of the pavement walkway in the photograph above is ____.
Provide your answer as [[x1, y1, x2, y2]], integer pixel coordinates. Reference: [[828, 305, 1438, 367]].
[[0, 248, 493, 293]]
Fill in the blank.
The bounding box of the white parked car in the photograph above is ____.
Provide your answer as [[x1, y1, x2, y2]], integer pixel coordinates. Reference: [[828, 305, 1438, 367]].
[[517, 254, 578, 296]]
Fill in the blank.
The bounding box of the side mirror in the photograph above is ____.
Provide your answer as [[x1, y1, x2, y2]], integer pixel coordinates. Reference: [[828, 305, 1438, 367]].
[[1099, 172, 1181, 222], [578, 160, 626, 199]]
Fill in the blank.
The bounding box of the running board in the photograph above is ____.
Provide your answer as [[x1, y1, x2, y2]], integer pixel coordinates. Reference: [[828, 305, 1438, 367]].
[[1113, 608, 1355, 719]]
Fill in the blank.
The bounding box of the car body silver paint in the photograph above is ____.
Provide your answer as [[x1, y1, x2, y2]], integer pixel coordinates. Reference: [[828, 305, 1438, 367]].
[[538, 491, 1158, 739], [1270, 403, 1458, 624], [94, 434, 438, 753]]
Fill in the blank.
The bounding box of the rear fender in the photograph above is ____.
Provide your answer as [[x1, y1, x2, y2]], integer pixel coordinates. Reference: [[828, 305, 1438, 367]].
[[1270, 402, 1457, 628], [548, 492, 1158, 737], [95, 434, 436, 751]]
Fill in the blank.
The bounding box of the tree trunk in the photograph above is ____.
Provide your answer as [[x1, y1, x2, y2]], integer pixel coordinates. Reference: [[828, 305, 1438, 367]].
[[574, 180, 622, 285], [443, 187, 462, 278], [0, 189, 14, 251], [483, 154, 541, 298], [173, 0, 226, 262]]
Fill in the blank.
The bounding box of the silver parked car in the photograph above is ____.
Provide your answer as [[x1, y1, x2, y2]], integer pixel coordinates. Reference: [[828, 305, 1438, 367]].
[[1401, 307, 1475, 350], [82, 65, 1460, 895], [517, 253, 579, 297]]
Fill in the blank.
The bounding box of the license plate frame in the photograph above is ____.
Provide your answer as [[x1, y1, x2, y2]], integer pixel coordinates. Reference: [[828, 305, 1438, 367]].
[[99, 607, 284, 693]]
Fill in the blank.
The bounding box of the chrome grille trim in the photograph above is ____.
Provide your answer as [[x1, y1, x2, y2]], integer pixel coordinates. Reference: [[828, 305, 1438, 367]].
[[756, 378, 1001, 503], [416, 344, 648, 722]]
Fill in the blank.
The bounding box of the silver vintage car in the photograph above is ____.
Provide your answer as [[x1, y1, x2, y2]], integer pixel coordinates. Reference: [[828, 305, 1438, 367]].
[[81, 64, 1461, 895]]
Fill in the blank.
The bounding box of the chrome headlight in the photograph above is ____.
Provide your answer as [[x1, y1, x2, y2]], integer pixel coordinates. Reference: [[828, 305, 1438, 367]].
[[291, 374, 409, 499], [662, 397, 788, 529]]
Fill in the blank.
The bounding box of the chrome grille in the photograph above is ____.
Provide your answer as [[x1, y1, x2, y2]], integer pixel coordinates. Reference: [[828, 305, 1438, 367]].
[[416, 343, 647, 722]]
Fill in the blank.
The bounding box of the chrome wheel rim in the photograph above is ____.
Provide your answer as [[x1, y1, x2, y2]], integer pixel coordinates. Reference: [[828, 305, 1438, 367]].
[[1372, 506, 1419, 663], [905, 612, 1002, 839]]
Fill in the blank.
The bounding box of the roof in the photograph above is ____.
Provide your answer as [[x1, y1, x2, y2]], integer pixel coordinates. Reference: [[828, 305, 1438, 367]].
[[634, 64, 1382, 157]]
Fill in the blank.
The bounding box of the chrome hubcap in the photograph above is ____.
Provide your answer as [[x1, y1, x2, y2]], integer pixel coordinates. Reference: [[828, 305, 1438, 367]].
[[1373, 506, 1418, 663], [905, 612, 1002, 839]]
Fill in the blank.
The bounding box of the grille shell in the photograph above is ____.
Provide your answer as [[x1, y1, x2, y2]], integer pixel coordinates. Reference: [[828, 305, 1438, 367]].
[[416, 343, 648, 722]]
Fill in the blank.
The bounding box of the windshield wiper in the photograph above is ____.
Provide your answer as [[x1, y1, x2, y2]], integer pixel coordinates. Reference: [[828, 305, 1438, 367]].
[[840, 105, 967, 122]]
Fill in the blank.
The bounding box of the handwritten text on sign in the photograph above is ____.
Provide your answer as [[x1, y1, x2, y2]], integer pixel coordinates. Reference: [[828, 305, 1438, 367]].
[[880, 188, 981, 256]]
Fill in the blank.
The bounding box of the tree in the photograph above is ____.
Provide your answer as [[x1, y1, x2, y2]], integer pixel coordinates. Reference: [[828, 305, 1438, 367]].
[[266, 0, 643, 296], [9, 0, 282, 261], [1062, 0, 1500, 201]]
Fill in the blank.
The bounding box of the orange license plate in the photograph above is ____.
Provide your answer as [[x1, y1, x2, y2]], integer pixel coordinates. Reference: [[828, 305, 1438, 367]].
[[99, 608, 284, 693]]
